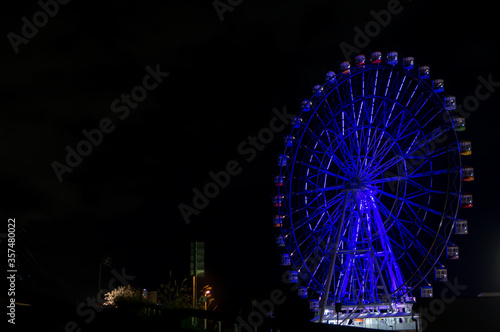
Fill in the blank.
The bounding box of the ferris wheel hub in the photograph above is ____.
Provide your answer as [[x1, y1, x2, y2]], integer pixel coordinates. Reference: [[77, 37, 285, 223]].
[[345, 178, 363, 189]]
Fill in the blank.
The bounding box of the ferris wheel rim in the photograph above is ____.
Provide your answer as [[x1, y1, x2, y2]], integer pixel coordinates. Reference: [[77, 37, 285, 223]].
[[276, 53, 465, 304]]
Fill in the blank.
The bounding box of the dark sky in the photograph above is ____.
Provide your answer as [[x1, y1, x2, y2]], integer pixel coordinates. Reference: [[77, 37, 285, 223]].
[[1, 0, 499, 314]]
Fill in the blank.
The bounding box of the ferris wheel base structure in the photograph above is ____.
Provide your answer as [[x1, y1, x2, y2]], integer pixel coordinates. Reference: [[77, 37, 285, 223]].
[[311, 302, 419, 331], [274, 51, 473, 332]]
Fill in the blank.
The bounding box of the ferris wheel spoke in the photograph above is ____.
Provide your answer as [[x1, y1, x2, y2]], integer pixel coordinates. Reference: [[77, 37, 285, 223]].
[[289, 190, 333, 217], [384, 73, 405, 127], [365, 154, 403, 178], [405, 145, 451, 167], [295, 231, 325, 257], [396, 119, 423, 147], [363, 123, 384, 157], [304, 125, 351, 174], [348, 75, 358, 123], [404, 84, 419, 108], [401, 145, 449, 171], [290, 184, 347, 197], [290, 192, 325, 217], [371, 187, 445, 218], [390, 109, 421, 147], [399, 129, 422, 155], [397, 222, 440, 265], [292, 192, 345, 228], [420, 107, 445, 130], [368, 138, 401, 171], [312, 211, 340, 239], [409, 93, 430, 118], [331, 81, 352, 136], [392, 234, 434, 289], [290, 215, 318, 234], [406, 178, 451, 196], [323, 112, 360, 166], [405, 134, 450, 158], [385, 229, 408, 253], [307, 193, 346, 223], [405, 125, 444, 150], [294, 160, 350, 182], [399, 203, 449, 245], [397, 245, 427, 281], [300, 144, 339, 173], [365, 168, 450, 186], [361, 128, 389, 172], [396, 73, 417, 103], [369, 196, 436, 283], [313, 211, 348, 250], [370, 195, 410, 243]]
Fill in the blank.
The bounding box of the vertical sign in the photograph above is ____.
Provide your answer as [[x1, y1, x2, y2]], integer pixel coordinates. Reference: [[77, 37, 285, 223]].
[[190, 241, 205, 277]]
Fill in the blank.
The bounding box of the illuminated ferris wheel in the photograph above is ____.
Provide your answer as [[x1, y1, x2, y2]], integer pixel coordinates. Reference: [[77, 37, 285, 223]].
[[273, 51, 473, 329]]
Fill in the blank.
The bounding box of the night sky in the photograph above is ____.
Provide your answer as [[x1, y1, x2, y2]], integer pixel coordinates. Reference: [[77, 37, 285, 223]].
[[1, 0, 499, 322]]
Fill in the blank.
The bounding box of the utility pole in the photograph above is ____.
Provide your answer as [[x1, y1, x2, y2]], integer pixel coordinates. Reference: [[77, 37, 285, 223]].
[[97, 256, 111, 306], [97, 260, 102, 306], [191, 242, 205, 326]]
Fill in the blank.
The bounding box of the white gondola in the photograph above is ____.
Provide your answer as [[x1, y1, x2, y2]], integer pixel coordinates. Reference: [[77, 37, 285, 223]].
[[278, 154, 288, 166], [273, 215, 284, 227], [312, 85, 323, 96], [445, 96, 456, 110], [387, 51, 398, 65], [460, 140, 472, 155], [284, 135, 295, 147], [281, 254, 291, 266], [461, 193, 473, 208], [447, 246, 459, 260], [354, 54, 366, 66], [403, 57, 414, 69], [455, 219, 468, 234], [301, 99, 312, 111], [419, 66, 430, 78], [435, 267, 448, 282], [340, 61, 350, 74], [452, 117, 465, 131], [291, 117, 303, 128], [432, 79, 444, 92], [298, 287, 308, 298], [274, 175, 285, 186], [421, 286, 433, 298], [287, 271, 299, 283], [462, 166, 474, 181], [370, 51, 382, 64], [325, 71, 336, 82], [309, 299, 320, 311], [273, 195, 283, 207]]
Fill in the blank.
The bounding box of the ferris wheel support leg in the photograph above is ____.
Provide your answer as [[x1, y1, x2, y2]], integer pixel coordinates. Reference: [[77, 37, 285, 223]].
[[319, 190, 349, 324], [353, 198, 391, 303]]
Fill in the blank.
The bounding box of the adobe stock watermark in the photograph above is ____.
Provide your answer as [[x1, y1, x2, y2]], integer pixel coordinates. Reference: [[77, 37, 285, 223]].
[[7, 0, 71, 54], [178, 106, 295, 225], [212, 0, 244, 22], [419, 277, 467, 331], [339, 0, 411, 62], [65, 267, 135, 332], [51, 63, 169, 183], [383, 73, 499, 192]]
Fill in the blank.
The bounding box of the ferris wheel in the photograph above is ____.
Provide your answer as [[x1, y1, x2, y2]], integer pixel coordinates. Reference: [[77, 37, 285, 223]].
[[273, 51, 473, 326]]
